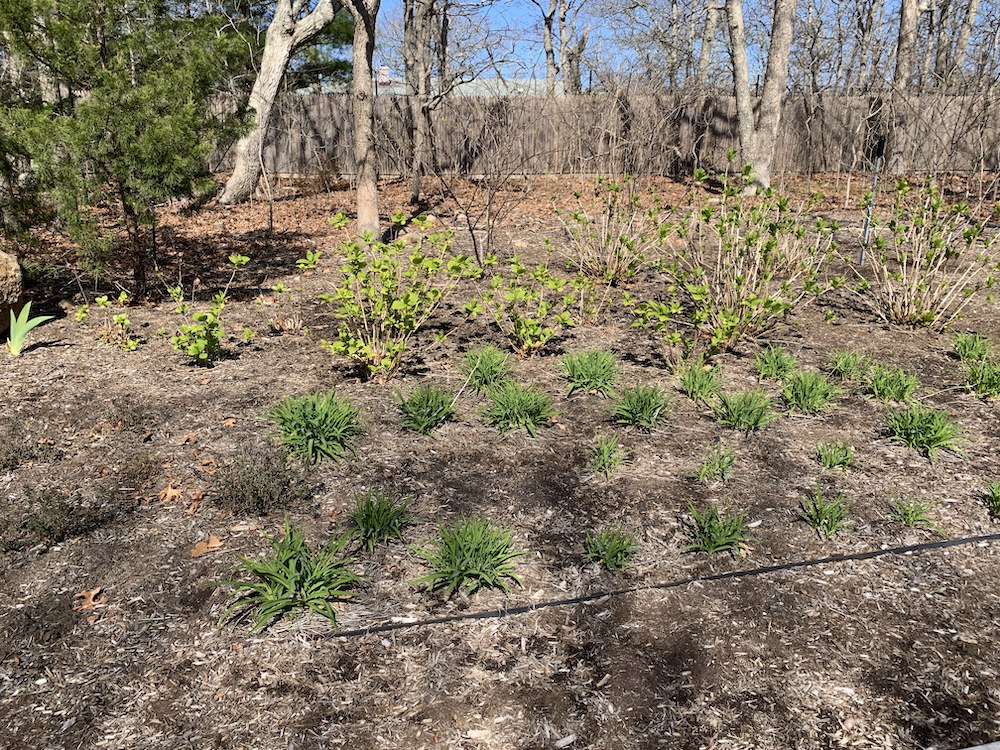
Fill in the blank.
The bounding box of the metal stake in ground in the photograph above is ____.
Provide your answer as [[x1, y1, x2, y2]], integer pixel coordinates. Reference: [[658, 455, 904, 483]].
[[860, 134, 886, 265]]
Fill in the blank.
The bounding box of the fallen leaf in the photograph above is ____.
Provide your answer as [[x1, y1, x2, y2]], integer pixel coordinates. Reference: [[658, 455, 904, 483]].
[[187, 490, 206, 516], [222, 418, 237, 428], [191, 535, 223, 558], [158, 482, 183, 503], [178, 433, 199, 445], [73, 587, 108, 611]]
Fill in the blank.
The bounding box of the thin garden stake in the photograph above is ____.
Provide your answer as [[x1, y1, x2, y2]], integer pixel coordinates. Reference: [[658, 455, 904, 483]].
[[860, 134, 886, 265]]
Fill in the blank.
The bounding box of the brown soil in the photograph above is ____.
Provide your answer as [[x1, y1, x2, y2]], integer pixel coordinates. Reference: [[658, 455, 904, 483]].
[[2, 175, 1000, 750]]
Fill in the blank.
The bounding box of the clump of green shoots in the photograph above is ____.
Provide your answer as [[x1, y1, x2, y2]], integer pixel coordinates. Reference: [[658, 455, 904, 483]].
[[868, 364, 918, 402], [695, 443, 736, 483], [584, 526, 637, 572], [590, 434, 628, 478], [800, 485, 851, 537], [816, 440, 854, 470], [953, 332, 993, 362], [685, 502, 751, 555], [755, 344, 797, 381], [460, 345, 511, 393], [561, 349, 618, 397], [679, 358, 723, 403], [827, 349, 872, 382]]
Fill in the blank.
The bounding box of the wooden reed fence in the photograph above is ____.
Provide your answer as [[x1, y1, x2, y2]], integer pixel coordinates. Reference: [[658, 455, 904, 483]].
[[211, 92, 1000, 178]]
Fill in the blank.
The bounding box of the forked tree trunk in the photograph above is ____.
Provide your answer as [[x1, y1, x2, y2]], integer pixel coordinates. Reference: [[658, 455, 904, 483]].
[[725, 0, 796, 188], [349, 0, 381, 234], [219, 0, 340, 205], [888, 0, 919, 173]]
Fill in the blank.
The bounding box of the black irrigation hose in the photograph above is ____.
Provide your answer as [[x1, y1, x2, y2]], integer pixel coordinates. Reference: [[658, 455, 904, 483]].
[[329, 531, 1000, 640]]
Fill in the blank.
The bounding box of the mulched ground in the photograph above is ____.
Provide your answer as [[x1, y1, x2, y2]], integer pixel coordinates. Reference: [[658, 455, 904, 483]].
[[2, 174, 1000, 750]]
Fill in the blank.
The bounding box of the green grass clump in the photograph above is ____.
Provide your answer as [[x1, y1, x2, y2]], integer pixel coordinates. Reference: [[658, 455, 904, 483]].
[[695, 443, 736, 483], [953, 332, 993, 362], [983, 482, 1000, 519], [461, 345, 510, 392], [755, 344, 797, 381], [887, 497, 942, 534], [483, 381, 557, 436], [612, 385, 671, 430], [885, 402, 962, 458], [350, 490, 413, 551], [783, 370, 842, 414], [585, 526, 637, 572], [679, 358, 723, 403], [816, 440, 854, 470], [685, 503, 751, 554], [868, 364, 918, 402], [561, 349, 618, 397], [269, 391, 362, 463], [590, 434, 628, 478], [964, 358, 1000, 399], [800, 486, 850, 537], [714, 390, 776, 432], [220, 522, 361, 632], [398, 384, 456, 435], [827, 349, 872, 382], [414, 517, 526, 597]]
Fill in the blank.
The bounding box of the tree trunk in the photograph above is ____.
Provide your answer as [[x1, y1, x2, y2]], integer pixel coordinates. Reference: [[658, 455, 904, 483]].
[[219, 0, 340, 205], [532, 0, 558, 95], [404, 0, 433, 203], [889, 0, 919, 172], [725, 0, 795, 189], [696, 1, 717, 86], [348, 0, 380, 234]]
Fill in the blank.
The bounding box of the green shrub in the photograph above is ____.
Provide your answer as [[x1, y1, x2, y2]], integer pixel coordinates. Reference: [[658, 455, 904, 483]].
[[800, 486, 850, 537], [460, 345, 510, 393], [679, 358, 722, 403], [483, 382, 557, 436], [783, 370, 841, 414], [585, 526, 637, 572], [269, 391, 362, 463], [868, 364, 918, 402], [215, 442, 311, 515], [816, 440, 854, 470], [561, 349, 618, 397], [398, 384, 456, 435], [350, 491, 413, 551], [319, 233, 480, 381], [685, 502, 751, 554], [220, 522, 361, 632], [612, 385, 671, 430], [755, 344, 797, 380], [885, 403, 962, 458], [413, 517, 526, 597], [714, 390, 775, 432]]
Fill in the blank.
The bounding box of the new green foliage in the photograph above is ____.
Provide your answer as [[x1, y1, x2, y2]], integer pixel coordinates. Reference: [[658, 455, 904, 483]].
[[398, 384, 456, 435], [350, 491, 412, 552], [483, 382, 557, 436], [5, 301, 53, 356], [612, 385, 671, 430], [414, 517, 525, 597], [269, 391, 362, 463], [561, 349, 618, 397], [585, 526, 637, 572]]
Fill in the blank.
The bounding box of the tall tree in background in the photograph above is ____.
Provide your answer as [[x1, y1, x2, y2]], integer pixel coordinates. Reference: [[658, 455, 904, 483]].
[[528, 0, 588, 94], [347, 0, 381, 233], [0, 0, 245, 294], [725, 0, 796, 188], [218, 0, 348, 204]]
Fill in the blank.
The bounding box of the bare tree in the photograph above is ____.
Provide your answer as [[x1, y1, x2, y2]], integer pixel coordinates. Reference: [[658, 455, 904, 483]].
[[725, 0, 796, 188], [528, 0, 588, 94], [347, 0, 381, 233], [219, 0, 342, 205]]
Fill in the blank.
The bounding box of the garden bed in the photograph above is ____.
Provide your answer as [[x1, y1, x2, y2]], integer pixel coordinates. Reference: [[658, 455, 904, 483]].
[[2, 175, 1000, 749]]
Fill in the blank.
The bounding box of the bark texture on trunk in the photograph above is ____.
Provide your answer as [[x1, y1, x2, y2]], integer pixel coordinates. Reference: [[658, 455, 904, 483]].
[[725, 0, 795, 188], [889, 0, 919, 173], [349, 0, 381, 235], [219, 0, 340, 205]]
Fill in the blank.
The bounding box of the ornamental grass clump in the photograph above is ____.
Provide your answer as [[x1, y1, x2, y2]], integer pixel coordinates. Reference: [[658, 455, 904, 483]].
[[826, 349, 872, 382], [460, 345, 510, 393], [953, 332, 993, 362], [964, 358, 1000, 399], [885, 403, 962, 458], [867, 364, 918, 402], [269, 391, 362, 463], [714, 390, 776, 432], [783, 370, 841, 414], [755, 344, 797, 381], [219, 522, 361, 632], [561, 349, 618, 397], [584, 526, 637, 572], [816, 440, 854, 470], [413, 517, 525, 597], [483, 382, 557, 436], [612, 385, 671, 430], [350, 490, 413, 552], [685, 502, 751, 554], [398, 384, 456, 435], [679, 358, 722, 403]]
